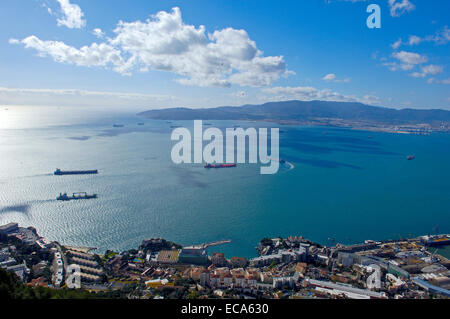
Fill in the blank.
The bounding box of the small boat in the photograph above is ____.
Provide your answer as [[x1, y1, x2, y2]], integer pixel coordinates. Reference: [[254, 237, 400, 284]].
[[113, 124, 124, 128], [137, 123, 145, 126], [406, 155, 415, 161]]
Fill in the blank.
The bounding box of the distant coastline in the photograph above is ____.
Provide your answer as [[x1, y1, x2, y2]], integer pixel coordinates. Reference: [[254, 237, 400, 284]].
[[139, 100, 450, 134]]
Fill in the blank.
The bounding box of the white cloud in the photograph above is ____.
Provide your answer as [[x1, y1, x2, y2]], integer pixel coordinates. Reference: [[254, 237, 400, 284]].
[[427, 78, 450, 85], [408, 35, 421, 45], [11, 7, 290, 88], [322, 73, 336, 81], [425, 25, 450, 45], [41, 1, 53, 16], [410, 65, 443, 79], [322, 73, 350, 83], [109, 8, 290, 87], [410, 72, 425, 78], [392, 51, 427, 65], [262, 86, 380, 105], [92, 28, 105, 38], [56, 0, 86, 29], [391, 38, 402, 49], [12, 35, 125, 72], [421, 64, 443, 75], [389, 50, 427, 71], [0, 87, 178, 108], [391, 26, 450, 49], [388, 0, 415, 17]]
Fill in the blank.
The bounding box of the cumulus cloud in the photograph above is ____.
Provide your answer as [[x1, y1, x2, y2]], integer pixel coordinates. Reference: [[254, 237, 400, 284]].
[[322, 73, 350, 83], [11, 7, 290, 88], [262, 86, 380, 105], [389, 26, 450, 49], [386, 51, 427, 71], [388, 0, 415, 17], [392, 51, 427, 65], [12, 35, 125, 72], [411, 64, 444, 78], [56, 0, 86, 29]]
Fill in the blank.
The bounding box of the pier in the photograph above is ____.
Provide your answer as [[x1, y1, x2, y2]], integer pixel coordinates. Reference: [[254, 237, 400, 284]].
[[184, 240, 232, 250]]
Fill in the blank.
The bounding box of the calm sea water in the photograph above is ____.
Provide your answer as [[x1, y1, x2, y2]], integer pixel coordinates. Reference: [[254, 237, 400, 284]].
[[0, 106, 449, 258]]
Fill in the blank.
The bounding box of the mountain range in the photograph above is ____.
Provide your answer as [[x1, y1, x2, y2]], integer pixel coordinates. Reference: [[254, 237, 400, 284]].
[[139, 100, 450, 126]]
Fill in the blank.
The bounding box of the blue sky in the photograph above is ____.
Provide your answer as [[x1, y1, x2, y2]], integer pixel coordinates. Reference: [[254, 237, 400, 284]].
[[0, 0, 449, 110]]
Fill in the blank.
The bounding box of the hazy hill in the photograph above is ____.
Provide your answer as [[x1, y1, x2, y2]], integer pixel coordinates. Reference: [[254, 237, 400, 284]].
[[139, 100, 450, 125]]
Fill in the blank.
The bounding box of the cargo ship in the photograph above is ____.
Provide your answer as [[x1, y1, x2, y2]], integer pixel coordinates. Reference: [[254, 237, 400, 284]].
[[204, 163, 237, 169], [422, 235, 450, 247], [57, 192, 98, 201], [54, 169, 98, 175]]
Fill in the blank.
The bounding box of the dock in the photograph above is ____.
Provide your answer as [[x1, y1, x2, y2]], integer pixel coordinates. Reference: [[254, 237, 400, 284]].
[[184, 240, 232, 250]]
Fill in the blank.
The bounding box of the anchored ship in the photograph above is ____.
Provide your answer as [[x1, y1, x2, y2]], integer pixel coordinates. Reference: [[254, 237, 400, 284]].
[[204, 163, 237, 169], [54, 168, 98, 175], [57, 192, 98, 201]]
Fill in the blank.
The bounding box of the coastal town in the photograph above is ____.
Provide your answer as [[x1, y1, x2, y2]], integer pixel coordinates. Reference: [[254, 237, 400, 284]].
[[1, 222, 449, 299]]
